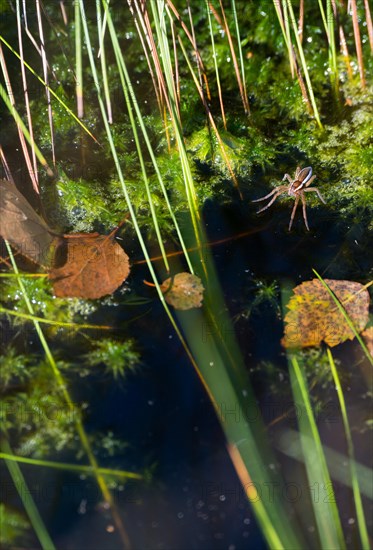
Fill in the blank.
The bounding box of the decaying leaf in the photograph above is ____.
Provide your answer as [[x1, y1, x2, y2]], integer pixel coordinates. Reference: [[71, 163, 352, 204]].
[[0, 179, 58, 266], [50, 234, 130, 299], [161, 272, 204, 310], [282, 279, 370, 348], [362, 327, 373, 358]]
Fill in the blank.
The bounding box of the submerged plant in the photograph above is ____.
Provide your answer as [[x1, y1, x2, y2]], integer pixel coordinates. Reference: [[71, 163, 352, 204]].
[[85, 338, 140, 380]]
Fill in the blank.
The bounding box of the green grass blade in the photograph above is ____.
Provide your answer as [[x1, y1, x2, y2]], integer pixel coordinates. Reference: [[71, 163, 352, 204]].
[[75, 0, 83, 118], [326, 348, 370, 549], [205, 0, 226, 128], [0, 452, 142, 481], [0, 305, 110, 330], [1, 439, 56, 550], [289, 355, 346, 549], [276, 429, 373, 499], [312, 270, 373, 365]]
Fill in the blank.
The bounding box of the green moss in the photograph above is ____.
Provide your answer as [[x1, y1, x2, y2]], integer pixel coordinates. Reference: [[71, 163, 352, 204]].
[[0, 348, 32, 390], [0, 504, 30, 549], [85, 338, 140, 380]]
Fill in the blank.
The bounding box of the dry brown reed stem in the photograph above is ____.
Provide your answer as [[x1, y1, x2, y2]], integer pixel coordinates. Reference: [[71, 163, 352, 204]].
[[187, 0, 205, 99], [171, 18, 180, 103], [59, 0, 68, 26], [363, 0, 373, 53], [295, 56, 312, 113], [350, 0, 366, 88], [134, 0, 175, 117], [0, 146, 14, 183], [205, 3, 226, 129], [35, 0, 56, 166], [0, 46, 39, 193], [216, 0, 250, 114], [177, 36, 243, 199], [16, 7, 39, 192], [298, 0, 304, 43], [127, 0, 163, 114], [166, 0, 211, 100], [339, 25, 353, 80]]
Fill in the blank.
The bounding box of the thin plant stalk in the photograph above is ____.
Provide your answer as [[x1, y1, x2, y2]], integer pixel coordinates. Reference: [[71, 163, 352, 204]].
[[0, 452, 142, 481], [205, 0, 226, 128], [273, 0, 295, 77], [218, 0, 249, 114], [289, 355, 346, 549], [326, 348, 370, 550], [350, 0, 366, 88], [313, 270, 373, 365], [75, 0, 84, 118], [35, 0, 56, 166], [298, 0, 304, 42], [339, 25, 353, 80], [16, 0, 39, 192], [230, 0, 249, 113], [0, 305, 111, 330], [326, 0, 339, 93], [363, 0, 373, 53], [96, 2, 113, 123], [1, 439, 56, 550], [186, 0, 206, 102]]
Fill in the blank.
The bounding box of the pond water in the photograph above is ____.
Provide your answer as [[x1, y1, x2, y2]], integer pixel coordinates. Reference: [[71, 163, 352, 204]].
[[1, 1, 372, 549]]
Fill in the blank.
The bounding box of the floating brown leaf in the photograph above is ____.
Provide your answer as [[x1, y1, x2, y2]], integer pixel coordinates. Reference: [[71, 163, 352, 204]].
[[50, 234, 130, 299], [161, 272, 204, 310], [0, 179, 58, 266], [282, 279, 370, 348]]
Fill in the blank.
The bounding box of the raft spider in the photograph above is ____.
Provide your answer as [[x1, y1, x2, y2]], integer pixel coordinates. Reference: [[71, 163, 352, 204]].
[[253, 166, 326, 230]]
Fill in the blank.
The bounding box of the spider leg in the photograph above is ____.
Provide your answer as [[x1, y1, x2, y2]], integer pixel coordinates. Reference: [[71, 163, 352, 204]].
[[288, 195, 300, 231], [300, 192, 309, 231], [304, 187, 326, 204], [252, 185, 287, 203], [304, 175, 316, 187], [282, 173, 293, 183], [256, 190, 284, 213]]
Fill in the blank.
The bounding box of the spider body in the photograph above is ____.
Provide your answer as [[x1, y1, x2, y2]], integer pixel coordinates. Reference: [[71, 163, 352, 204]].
[[253, 166, 326, 231]]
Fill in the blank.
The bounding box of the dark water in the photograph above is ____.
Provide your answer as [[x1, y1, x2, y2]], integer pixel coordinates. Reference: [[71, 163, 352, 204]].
[[2, 180, 372, 549]]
